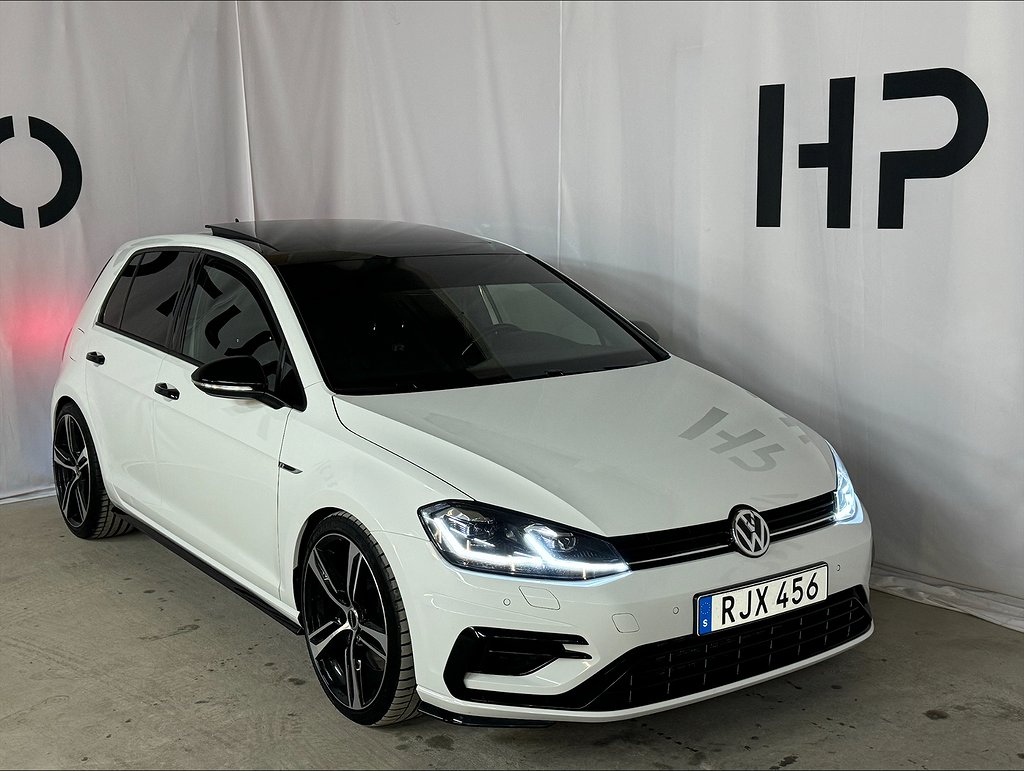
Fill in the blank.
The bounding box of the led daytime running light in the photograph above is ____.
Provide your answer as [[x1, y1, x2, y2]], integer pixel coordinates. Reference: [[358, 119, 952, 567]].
[[419, 502, 629, 581]]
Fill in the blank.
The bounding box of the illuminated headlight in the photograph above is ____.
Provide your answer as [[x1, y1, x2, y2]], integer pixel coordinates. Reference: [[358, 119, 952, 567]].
[[830, 444, 862, 523], [419, 502, 629, 580]]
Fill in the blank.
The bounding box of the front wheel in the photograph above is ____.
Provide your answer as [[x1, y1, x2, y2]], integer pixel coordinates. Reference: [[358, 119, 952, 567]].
[[300, 513, 419, 726]]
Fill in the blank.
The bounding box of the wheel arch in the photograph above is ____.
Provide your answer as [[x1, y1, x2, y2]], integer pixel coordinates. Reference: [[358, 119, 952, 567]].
[[52, 393, 107, 479], [53, 394, 79, 430], [292, 507, 337, 610], [291, 506, 386, 611]]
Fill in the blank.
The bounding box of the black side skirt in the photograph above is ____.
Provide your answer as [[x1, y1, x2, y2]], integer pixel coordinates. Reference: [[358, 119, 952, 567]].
[[118, 509, 303, 635]]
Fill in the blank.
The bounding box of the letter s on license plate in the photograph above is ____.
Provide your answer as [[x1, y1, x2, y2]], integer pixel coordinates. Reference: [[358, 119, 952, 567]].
[[696, 564, 828, 636]]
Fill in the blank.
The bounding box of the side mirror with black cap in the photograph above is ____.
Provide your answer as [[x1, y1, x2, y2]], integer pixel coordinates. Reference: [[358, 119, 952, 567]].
[[191, 355, 285, 409], [631, 320, 661, 343]]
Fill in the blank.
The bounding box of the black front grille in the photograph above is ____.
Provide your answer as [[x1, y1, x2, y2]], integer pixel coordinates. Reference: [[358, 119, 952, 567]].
[[611, 492, 836, 569], [762, 493, 836, 537], [446, 586, 871, 711]]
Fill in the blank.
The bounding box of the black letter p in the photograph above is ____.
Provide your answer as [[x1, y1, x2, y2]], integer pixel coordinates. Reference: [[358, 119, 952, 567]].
[[878, 68, 988, 229]]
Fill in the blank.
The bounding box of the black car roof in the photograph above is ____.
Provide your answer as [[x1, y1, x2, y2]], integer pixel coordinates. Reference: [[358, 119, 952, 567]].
[[205, 219, 523, 263]]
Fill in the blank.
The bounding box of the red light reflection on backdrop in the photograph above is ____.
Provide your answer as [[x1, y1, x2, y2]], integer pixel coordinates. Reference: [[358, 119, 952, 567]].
[[1, 290, 79, 360]]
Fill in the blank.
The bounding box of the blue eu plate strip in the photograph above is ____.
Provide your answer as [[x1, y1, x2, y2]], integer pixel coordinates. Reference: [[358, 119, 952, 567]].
[[697, 595, 713, 636]]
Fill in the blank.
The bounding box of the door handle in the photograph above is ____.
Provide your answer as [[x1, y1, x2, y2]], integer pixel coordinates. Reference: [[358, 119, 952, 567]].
[[85, 351, 105, 365], [154, 382, 180, 400]]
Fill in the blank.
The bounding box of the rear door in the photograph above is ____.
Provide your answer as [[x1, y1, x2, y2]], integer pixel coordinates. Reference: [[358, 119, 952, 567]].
[[151, 253, 303, 597], [84, 249, 196, 514]]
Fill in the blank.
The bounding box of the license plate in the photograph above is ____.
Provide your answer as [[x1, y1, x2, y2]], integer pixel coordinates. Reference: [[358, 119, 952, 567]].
[[696, 564, 828, 636]]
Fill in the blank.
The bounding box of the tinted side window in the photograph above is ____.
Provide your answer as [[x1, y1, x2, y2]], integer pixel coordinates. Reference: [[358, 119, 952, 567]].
[[182, 259, 302, 404], [119, 251, 194, 347], [99, 253, 142, 328]]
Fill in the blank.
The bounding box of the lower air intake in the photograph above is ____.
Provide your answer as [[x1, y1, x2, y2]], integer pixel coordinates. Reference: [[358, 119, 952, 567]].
[[447, 586, 871, 711], [587, 586, 871, 710]]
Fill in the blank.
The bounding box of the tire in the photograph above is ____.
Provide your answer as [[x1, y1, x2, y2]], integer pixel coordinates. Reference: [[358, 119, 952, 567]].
[[300, 512, 420, 726], [52, 402, 133, 539]]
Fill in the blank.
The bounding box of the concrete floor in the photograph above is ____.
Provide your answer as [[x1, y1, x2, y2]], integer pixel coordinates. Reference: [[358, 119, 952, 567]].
[[1, 496, 1022, 770]]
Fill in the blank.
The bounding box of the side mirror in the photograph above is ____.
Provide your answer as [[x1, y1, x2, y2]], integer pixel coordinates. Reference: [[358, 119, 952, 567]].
[[631, 320, 661, 343], [191, 355, 283, 409]]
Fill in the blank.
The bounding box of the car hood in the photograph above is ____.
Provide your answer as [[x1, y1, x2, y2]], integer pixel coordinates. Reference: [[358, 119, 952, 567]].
[[332, 357, 836, 537]]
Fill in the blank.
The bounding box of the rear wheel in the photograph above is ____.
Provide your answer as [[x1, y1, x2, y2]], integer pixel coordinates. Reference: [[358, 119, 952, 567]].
[[52, 403, 133, 539], [300, 513, 419, 726]]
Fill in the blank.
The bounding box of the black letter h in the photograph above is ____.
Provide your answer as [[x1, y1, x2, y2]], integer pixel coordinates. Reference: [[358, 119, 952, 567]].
[[757, 78, 856, 228]]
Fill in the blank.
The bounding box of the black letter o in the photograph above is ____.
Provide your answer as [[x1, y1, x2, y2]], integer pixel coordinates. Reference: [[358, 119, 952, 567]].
[[0, 116, 83, 228]]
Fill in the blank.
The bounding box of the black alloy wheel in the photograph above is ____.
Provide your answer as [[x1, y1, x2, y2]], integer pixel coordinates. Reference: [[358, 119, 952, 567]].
[[300, 513, 419, 725], [51, 402, 133, 539], [52, 411, 91, 527]]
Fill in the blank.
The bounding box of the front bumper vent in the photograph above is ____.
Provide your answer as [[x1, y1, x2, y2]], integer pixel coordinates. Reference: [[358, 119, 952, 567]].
[[445, 627, 591, 688]]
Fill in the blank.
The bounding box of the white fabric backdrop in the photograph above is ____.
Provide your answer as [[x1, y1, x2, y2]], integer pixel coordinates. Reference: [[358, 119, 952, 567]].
[[554, 0, 1023, 616], [0, 1, 1020, 620], [236, 1, 561, 257], [0, 0, 254, 498]]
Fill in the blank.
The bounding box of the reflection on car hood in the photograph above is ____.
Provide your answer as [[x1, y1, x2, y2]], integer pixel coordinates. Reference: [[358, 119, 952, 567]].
[[332, 357, 836, 537]]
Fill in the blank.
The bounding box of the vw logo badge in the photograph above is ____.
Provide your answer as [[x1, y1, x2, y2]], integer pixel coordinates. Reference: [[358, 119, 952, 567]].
[[731, 507, 770, 558]]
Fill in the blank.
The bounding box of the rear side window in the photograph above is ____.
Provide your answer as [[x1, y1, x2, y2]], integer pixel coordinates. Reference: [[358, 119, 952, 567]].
[[115, 251, 195, 348]]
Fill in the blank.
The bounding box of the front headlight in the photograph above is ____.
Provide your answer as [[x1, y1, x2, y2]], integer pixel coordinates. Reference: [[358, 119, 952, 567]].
[[419, 501, 629, 580], [830, 444, 862, 523]]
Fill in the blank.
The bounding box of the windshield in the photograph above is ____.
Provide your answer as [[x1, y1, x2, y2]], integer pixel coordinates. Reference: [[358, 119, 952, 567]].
[[275, 253, 665, 394]]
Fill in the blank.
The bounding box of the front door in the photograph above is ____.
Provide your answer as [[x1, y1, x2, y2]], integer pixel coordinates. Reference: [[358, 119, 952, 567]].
[[152, 254, 302, 598]]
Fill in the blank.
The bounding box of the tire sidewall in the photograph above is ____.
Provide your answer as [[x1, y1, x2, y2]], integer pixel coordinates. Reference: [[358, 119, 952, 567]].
[[300, 514, 406, 726], [53, 403, 105, 539]]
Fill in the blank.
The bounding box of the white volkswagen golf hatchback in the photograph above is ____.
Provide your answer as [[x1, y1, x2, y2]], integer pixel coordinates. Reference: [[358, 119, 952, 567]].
[[52, 219, 872, 726]]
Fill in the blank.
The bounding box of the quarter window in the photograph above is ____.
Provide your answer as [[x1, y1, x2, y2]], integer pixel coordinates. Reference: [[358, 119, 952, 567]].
[[99, 253, 141, 329]]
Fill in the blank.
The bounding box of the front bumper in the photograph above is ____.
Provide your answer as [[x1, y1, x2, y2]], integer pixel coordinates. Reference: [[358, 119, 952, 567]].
[[381, 507, 872, 723]]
